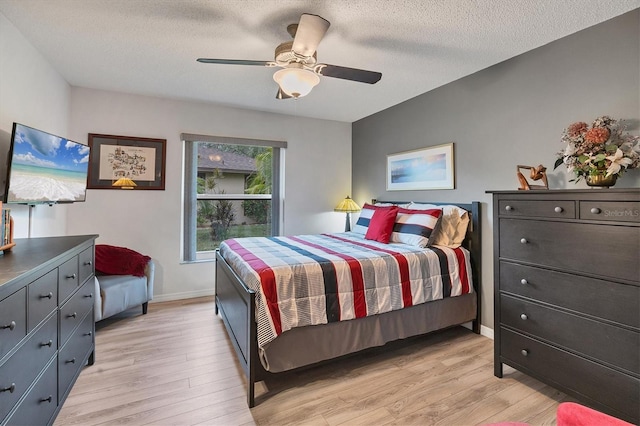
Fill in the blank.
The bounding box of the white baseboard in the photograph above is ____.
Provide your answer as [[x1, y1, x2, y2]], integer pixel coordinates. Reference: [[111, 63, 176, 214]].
[[150, 289, 215, 303], [481, 325, 494, 340], [460, 322, 495, 340]]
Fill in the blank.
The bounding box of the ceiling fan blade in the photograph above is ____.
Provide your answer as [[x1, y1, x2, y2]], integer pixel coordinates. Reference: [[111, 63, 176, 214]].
[[291, 14, 330, 57], [276, 88, 293, 100], [197, 58, 275, 67], [314, 64, 382, 84]]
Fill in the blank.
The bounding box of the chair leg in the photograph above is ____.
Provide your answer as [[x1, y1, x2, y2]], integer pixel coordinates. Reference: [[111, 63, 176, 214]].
[[142, 302, 148, 315]]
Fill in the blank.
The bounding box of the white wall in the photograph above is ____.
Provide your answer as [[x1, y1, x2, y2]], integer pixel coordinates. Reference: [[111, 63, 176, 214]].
[[67, 87, 352, 301], [0, 12, 71, 237], [0, 11, 352, 302]]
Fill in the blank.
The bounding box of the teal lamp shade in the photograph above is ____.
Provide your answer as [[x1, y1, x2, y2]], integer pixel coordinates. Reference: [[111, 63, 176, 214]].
[[334, 196, 361, 232]]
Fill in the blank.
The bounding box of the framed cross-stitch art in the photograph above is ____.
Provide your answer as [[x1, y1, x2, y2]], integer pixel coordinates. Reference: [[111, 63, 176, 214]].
[[87, 134, 166, 190]]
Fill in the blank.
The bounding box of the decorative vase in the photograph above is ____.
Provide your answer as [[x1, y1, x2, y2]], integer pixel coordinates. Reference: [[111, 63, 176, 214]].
[[586, 172, 617, 188]]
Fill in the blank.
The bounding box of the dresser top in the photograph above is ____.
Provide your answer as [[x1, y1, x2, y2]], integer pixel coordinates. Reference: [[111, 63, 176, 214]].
[[0, 235, 98, 297], [487, 188, 639, 194], [488, 189, 640, 202]]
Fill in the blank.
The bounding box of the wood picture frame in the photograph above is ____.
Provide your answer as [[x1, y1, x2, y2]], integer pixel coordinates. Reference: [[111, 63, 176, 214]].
[[87, 134, 166, 190], [387, 143, 455, 191]]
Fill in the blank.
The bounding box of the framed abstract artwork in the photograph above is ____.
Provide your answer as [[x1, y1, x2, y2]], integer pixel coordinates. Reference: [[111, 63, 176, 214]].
[[387, 143, 455, 190], [87, 134, 166, 190]]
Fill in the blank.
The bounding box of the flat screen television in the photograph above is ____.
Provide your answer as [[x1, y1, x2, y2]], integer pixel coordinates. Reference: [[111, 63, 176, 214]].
[[3, 123, 90, 204]]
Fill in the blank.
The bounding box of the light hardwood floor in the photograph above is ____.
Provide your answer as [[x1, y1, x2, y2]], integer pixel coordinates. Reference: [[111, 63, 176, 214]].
[[55, 297, 571, 426]]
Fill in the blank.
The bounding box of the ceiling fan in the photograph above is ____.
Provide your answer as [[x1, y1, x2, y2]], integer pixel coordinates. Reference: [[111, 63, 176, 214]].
[[197, 13, 382, 99]]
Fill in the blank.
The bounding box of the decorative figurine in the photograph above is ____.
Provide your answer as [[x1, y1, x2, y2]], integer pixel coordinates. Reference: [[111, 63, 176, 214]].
[[517, 164, 549, 190]]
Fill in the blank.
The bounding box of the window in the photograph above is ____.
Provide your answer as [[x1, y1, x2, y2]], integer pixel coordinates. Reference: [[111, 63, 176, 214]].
[[182, 133, 286, 261]]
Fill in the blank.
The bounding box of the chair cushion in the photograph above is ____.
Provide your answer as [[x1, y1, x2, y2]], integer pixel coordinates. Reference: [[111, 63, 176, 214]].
[[98, 274, 148, 320]]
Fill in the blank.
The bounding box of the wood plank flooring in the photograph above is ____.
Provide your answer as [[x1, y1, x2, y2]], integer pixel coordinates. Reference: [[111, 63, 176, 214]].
[[55, 297, 571, 426]]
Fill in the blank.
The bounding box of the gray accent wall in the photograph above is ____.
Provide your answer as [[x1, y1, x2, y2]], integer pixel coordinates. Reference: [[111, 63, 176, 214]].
[[352, 9, 640, 331]]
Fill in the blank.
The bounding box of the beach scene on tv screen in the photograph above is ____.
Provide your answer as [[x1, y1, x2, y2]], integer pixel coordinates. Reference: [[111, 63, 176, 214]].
[[7, 124, 89, 203]]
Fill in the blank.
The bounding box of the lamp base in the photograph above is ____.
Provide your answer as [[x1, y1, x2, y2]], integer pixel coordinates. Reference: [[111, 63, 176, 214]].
[[345, 213, 351, 232]]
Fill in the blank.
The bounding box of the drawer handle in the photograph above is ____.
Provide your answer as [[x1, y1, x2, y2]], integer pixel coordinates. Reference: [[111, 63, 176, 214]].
[[84, 331, 93, 337], [1, 321, 16, 331], [505, 205, 514, 211], [66, 273, 77, 279], [520, 279, 528, 285], [520, 313, 528, 320], [554, 206, 563, 213], [84, 260, 93, 266], [590, 207, 601, 214], [1, 383, 16, 393], [520, 238, 528, 244], [84, 293, 93, 299], [40, 340, 53, 347], [40, 292, 54, 300], [68, 312, 77, 319], [521, 349, 529, 357], [40, 395, 53, 404], [66, 358, 76, 364]]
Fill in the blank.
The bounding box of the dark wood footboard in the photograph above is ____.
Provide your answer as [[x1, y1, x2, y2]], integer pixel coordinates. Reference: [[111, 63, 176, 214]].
[[215, 251, 263, 407]]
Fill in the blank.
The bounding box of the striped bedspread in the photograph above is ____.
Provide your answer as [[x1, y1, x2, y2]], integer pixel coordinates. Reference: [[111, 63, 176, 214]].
[[219, 232, 473, 350]]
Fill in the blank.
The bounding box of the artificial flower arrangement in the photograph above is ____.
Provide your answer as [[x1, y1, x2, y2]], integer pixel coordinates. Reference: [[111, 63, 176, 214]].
[[554, 116, 640, 184]]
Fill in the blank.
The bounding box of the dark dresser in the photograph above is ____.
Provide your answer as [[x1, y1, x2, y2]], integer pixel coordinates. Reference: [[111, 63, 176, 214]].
[[490, 189, 639, 424], [0, 235, 98, 426]]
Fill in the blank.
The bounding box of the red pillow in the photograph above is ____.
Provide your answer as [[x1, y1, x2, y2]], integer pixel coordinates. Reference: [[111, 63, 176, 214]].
[[365, 206, 399, 243]]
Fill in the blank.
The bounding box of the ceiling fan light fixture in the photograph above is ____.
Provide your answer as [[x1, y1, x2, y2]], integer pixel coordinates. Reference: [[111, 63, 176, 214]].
[[273, 67, 319, 98]]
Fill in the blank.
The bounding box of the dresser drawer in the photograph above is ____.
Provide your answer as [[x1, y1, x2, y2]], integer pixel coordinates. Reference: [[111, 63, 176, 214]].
[[60, 279, 95, 346], [580, 201, 640, 223], [499, 219, 640, 282], [0, 313, 57, 421], [499, 199, 575, 219], [78, 246, 95, 285], [58, 256, 79, 303], [28, 269, 58, 332], [500, 328, 639, 423], [0, 288, 27, 361], [5, 357, 57, 426], [501, 294, 639, 374], [500, 262, 639, 328], [58, 311, 94, 401]]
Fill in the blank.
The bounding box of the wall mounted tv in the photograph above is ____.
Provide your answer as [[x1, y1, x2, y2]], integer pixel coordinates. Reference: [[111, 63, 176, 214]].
[[3, 123, 90, 204]]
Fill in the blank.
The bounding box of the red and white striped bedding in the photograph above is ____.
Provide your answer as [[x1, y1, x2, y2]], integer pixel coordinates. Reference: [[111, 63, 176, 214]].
[[219, 232, 473, 350]]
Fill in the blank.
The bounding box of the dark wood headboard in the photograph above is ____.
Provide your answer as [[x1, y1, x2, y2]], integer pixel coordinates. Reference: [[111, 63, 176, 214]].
[[371, 200, 480, 260]]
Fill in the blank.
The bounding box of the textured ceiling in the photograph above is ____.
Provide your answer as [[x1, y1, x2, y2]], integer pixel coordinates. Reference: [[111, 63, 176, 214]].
[[0, 0, 638, 122]]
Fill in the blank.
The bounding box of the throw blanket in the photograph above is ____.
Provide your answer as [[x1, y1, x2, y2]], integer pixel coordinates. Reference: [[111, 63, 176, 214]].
[[95, 244, 151, 277], [219, 232, 473, 350]]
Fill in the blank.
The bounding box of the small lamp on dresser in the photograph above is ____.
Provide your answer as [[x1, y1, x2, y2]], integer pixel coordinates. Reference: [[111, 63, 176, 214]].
[[334, 196, 361, 232]]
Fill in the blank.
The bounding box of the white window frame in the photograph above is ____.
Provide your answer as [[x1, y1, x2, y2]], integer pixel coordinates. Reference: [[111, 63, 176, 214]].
[[181, 133, 286, 262]]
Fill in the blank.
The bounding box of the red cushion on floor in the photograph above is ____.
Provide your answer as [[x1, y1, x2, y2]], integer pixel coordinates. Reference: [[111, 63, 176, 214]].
[[557, 402, 633, 426], [481, 423, 529, 426]]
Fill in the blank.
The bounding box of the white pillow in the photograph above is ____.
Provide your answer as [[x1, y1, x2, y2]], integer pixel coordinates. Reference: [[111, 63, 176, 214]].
[[407, 203, 470, 247], [374, 202, 412, 208]]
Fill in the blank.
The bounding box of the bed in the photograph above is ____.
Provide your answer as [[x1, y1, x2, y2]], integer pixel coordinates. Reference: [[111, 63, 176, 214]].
[[215, 200, 481, 407]]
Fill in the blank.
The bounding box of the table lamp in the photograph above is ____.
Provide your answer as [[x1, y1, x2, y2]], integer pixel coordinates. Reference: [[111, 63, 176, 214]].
[[334, 196, 361, 232]]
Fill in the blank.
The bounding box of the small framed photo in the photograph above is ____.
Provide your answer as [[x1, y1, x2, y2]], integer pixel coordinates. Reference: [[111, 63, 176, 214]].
[[87, 134, 166, 190], [387, 143, 455, 191]]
